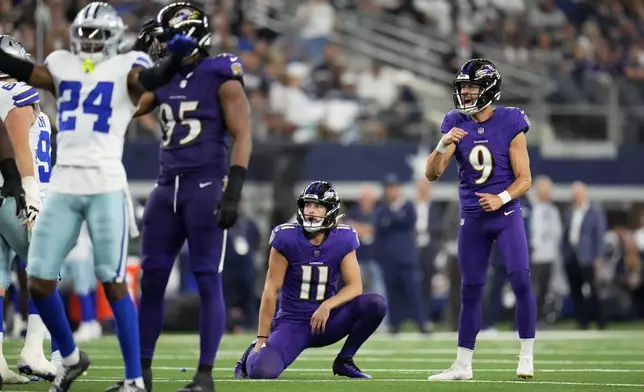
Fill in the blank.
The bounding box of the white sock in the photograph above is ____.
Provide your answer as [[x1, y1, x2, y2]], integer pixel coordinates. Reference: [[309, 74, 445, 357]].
[[456, 346, 473, 367], [0, 332, 4, 355], [520, 338, 534, 356], [51, 351, 62, 361], [24, 314, 46, 351], [62, 347, 80, 366], [128, 377, 145, 389]]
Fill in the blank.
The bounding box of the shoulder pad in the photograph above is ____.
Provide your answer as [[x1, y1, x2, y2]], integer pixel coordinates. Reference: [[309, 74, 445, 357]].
[[440, 110, 463, 133], [503, 106, 530, 134], [0, 82, 39, 108], [209, 53, 244, 82], [268, 223, 296, 246], [128, 51, 154, 69], [44, 50, 70, 67]]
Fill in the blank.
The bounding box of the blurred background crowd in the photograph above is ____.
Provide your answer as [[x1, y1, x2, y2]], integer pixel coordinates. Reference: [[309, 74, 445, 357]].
[[0, 0, 642, 339]]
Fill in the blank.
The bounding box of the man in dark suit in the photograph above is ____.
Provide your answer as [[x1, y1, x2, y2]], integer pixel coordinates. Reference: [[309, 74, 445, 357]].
[[374, 174, 426, 333], [563, 181, 607, 329]]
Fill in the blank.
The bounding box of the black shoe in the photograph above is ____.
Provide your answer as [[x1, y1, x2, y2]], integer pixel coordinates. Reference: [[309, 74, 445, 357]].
[[177, 371, 214, 392], [49, 351, 91, 392], [104, 367, 152, 392]]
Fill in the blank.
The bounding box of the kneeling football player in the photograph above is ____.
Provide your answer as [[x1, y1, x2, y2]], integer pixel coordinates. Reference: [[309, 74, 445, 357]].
[[234, 181, 387, 379]]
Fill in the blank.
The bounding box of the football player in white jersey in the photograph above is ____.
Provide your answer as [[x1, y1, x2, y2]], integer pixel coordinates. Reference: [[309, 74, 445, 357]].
[[0, 35, 55, 384], [0, 2, 198, 391]]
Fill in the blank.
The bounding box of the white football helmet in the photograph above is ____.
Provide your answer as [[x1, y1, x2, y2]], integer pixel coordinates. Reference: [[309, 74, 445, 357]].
[[0, 35, 28, 78], [70, 2, 124, 63]]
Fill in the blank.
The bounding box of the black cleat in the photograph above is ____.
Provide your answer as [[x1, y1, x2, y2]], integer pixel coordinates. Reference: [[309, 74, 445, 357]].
[[104, 367, 152, 392], [49, 351, 91, 392], [177, 371, 214, 392]]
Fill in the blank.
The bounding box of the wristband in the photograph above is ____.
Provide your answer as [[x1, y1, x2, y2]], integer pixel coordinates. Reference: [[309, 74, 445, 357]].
[[257, 335, 268, 339], [498, 191, 512, 205], [435, 139, 447, 153], [223, 165, 247, 201]]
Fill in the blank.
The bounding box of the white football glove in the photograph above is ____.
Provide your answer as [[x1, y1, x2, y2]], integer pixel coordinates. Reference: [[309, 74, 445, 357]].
[[22, 176, 41, 231]]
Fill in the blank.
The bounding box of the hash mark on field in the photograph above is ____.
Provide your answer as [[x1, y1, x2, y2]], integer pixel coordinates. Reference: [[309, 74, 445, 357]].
[[75, 377, 644, 387]]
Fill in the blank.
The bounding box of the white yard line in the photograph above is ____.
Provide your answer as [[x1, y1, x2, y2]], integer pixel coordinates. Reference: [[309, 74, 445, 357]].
[[72, 377, 644, 387], [83, 365, 644, 373]]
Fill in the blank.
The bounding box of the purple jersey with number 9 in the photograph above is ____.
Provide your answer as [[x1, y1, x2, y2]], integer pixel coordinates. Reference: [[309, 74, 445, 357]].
[[441, 106, 530, 217]]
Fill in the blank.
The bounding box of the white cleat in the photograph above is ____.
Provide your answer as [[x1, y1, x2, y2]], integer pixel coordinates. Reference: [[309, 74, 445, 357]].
[[516, 354, 534, 379], [73, 320, 103, 342], [17, 349, 57, 382], [0, 356, 30, 384], [428, 362, 473, 381]]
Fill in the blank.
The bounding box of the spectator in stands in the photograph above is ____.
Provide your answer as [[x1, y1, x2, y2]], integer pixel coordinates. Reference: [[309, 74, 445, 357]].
[[563, 181, 607, 330], [294, 0, 335, 63], [356, 60, 398, 111]]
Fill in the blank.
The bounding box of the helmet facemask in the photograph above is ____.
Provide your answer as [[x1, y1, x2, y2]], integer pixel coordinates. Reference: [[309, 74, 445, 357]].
[[70, 3, 124, 64]]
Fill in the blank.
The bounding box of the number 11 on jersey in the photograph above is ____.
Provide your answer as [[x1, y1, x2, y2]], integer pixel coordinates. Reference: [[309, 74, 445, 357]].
[[300, 265, 329, 301]]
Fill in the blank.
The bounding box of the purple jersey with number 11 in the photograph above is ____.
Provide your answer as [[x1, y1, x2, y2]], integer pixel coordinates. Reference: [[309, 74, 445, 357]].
[[441, 106, 530, 217], [269, 223, 360, 323]]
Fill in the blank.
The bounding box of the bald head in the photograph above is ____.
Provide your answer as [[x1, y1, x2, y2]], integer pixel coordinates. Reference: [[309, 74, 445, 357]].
[[416, 178, 432, 201]]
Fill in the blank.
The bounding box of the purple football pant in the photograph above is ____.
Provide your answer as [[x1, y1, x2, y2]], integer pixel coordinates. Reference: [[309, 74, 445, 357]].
[[139, 177, 227, 367], [246, 293, 387, 379], [457, 211, 536, 350]]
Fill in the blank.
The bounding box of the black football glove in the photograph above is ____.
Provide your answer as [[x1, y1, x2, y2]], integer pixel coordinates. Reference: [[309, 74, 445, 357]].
[[0, 159, 27, 219], [133, 19, 164, 52], [217, 196, 239, 230], [216, 165, 247, 230]]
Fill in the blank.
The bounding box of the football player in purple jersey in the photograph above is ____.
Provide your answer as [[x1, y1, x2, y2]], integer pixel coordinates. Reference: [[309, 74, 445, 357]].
[[234, 181, 387, 379], [108, 3, 252, 392], [425, 58, 536, 380]]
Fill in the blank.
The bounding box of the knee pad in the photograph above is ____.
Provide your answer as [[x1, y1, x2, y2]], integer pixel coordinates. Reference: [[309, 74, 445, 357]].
[[359, 293, 387, 319], [460, 283, 485, 307], [508, 270, 532, 299], [140, 269, 171, 297], [247, 346, 286, 379]]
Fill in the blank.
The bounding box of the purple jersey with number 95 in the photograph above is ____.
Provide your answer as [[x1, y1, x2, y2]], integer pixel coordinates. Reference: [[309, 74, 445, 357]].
[[154, 53, 244, 184]]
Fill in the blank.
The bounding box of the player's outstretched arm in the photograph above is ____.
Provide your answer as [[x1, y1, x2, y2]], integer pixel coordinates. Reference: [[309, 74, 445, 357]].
[[322, 250, 363, 310], [0, 50, 55, 93], [506, 132, 532, 199], [425, 128, 463, 181], [255, 247, 287, 350], [126, 34, 198, 101]]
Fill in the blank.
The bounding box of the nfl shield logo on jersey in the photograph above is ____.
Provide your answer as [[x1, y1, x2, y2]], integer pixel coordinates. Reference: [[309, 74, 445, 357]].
[[478, 127, 485, 134]]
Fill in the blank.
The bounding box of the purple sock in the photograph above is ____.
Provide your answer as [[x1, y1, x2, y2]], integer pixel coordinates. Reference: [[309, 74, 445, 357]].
[[457, 283, 485, 350], [138, 269, 171, 360], [195, 273, 225, 368], [338, 294, 387, 358], [508, 270, 537, 339]]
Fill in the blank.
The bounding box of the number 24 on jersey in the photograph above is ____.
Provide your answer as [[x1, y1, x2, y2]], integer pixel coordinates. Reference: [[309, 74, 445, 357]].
[[57, 81, 114, 133]]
